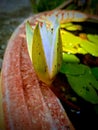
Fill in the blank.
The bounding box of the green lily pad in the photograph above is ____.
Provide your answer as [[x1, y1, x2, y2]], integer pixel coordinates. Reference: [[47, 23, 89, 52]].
[[61, 30, 87, 54], [60, 29, 98, 56], [62, 53, 80, 63], [66, 65, 98, 104], [60, 63, 98, 104], [60, 22, 82, 31], [87, 34, 98, 43], [91, 67, 98, 80], [60, 63, 86, 75], [80, 39, 98, 57]]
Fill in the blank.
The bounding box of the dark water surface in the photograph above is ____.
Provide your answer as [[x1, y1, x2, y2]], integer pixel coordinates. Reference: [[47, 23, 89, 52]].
[[0, 0, 33, 69]]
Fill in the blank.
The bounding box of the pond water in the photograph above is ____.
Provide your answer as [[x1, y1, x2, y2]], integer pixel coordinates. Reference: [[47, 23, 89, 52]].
[[0, 0, 33, 69]]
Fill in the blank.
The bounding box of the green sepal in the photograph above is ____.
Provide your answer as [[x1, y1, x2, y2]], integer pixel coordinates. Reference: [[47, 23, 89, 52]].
[[26, 21, 34, 60]]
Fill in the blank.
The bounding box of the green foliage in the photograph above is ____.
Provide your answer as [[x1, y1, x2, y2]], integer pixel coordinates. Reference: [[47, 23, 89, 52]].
[[62, 53, 80, 63], [91, 67, 98, 80], [60, 63, 98, 104], [61, 28, 98, 57], [87, 34, 98, 43], [30, 0, 65, 12]]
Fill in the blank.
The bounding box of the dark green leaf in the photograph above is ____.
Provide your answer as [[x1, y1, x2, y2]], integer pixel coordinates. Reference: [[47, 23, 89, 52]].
[[66, 65, 98, 104], [91, 67, 98, 80], [60, 63, 86, 75]]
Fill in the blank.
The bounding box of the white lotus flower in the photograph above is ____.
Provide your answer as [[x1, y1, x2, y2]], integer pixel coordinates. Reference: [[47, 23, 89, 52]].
[[26, 20, 62, 85]]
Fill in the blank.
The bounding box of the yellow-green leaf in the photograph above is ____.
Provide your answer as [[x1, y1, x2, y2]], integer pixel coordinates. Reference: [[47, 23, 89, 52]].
[[60, 30, 87, 54], [60, 29, 98, 56]]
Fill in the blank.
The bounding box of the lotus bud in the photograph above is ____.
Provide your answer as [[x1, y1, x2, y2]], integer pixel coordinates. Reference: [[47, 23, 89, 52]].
[[26, 20, 62, 85]]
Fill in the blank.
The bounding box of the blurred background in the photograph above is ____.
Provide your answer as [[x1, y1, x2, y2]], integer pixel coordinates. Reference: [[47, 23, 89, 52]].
[[0, 0, 98, 69], [30, 0, 98, 14]]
